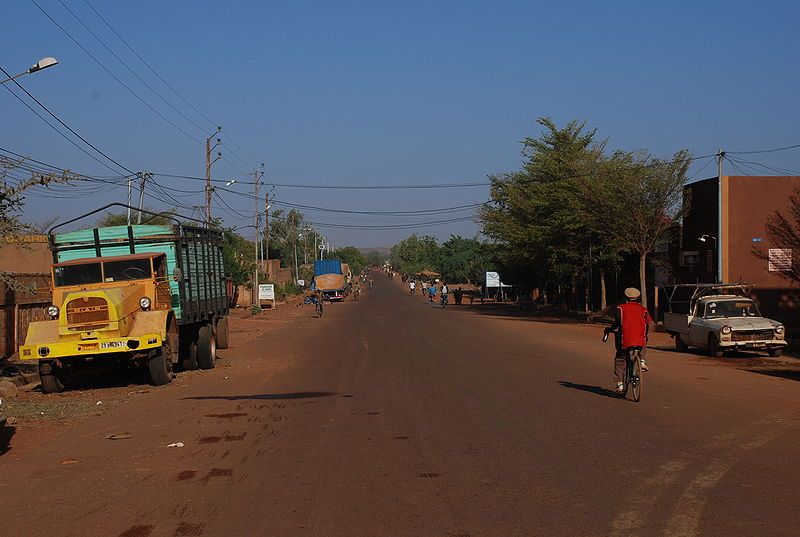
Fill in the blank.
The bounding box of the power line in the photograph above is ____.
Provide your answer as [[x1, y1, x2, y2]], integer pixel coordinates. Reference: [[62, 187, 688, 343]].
[[57, 0, 208, 134], [81, 0, 265, 169], [81, 0, 217, 128], [30, 0, 203, 144], [0, 67, 134, 176], [728, 143, 800, 156]]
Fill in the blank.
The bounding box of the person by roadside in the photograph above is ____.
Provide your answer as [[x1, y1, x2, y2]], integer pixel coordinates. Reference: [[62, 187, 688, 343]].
[[453, 287, 463, 305]]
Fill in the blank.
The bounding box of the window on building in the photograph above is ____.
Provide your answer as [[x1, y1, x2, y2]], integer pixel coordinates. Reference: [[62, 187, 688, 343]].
[[768, 249, 792, 271], [681, 251, 700, 269]]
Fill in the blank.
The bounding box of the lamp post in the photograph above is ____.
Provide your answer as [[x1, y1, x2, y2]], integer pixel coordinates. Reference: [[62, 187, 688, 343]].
[[294, 233, 302, 285], [0, 57, 59, 85], [698, 234, 719, 283]]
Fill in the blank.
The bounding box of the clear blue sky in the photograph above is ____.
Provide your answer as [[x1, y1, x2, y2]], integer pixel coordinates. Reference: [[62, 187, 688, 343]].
[[3, 0, 799, 246]]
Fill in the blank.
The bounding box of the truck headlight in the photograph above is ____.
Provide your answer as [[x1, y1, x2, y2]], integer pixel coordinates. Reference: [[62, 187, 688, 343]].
[[139, 297, 151, 310], [721, 325, 732, 335], [775, 325, 785, 334], [47, 305, 59, 319]]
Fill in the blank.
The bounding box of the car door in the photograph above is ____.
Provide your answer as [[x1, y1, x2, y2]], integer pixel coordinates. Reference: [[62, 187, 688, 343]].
[[688, 302, 708, 346]]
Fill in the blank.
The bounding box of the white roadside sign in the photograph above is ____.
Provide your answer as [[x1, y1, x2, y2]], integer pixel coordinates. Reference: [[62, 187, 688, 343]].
[[486, 271, 501, 287], [258, 284, 275, 300]]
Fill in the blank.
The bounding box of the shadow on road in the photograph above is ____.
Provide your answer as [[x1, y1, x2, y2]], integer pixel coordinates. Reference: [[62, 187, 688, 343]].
[[184, 391, 338, 401], [464, 303, 586, 324], [559, 381, 620, 399], [743, 369, 800, 382], [0, 424, 15, 456]]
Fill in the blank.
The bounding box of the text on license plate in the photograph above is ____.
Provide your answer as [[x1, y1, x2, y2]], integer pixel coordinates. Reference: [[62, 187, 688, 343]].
[[99, 341, 127, 349]]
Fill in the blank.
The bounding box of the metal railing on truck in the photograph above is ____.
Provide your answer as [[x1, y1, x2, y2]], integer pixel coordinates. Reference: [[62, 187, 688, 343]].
[[47, 203, 229, 325]]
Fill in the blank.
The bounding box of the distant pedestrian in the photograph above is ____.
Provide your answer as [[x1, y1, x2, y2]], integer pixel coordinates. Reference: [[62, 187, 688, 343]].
[[454, 287, 463, 305]]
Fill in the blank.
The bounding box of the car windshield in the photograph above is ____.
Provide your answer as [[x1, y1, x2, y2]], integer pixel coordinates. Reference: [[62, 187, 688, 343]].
[[103, 259, 153, 282], [704, 300, 761, 319], [53, 263, 103, 287]]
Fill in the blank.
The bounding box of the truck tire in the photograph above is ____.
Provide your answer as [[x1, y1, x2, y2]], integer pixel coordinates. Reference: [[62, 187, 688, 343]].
[[180, 339, 199, 371], [39, 364, 66, 394], [148, 346, 174, 386], [216, 316, 230, 349], [708, 335, 724, 358], [197, 324, 216, 370], [675, 334, 688, 353]]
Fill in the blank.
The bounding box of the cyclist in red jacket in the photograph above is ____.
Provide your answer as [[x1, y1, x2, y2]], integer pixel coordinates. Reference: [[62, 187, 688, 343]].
[[607, 288, 652, 393]]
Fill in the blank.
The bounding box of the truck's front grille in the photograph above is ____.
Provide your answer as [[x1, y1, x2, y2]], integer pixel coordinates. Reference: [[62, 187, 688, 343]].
[[66, 297, 110, 331], [731, 330, 774, 342]]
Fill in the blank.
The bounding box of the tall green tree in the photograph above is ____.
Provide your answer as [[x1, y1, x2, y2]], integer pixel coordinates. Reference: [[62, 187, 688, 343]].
[[481, 118, 605, 306], [389, 234, 440, 275], [588, 150, 691, 309], [335, 246, 368, 275], [437, 235, 492, 283]]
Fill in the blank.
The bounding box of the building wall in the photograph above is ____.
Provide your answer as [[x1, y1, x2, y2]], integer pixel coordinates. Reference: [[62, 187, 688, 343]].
[[722, 175, 800, 287], [0, 236, 52, 273]]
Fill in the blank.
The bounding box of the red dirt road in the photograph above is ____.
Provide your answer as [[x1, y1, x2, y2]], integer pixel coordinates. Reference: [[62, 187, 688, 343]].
[[2, 276, 799, 536]]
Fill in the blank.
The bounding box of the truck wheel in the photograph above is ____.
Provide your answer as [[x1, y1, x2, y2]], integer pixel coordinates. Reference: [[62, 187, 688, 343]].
[[768, 348, 783, 357], [39, 362, 66, 394], [675, 334, 688, 353], [180, 339, 199, 371], [708, 335, 724, 358], [148, 346, 174, 386], [215, 316, 230, 349], [197, 324, 216, 370]]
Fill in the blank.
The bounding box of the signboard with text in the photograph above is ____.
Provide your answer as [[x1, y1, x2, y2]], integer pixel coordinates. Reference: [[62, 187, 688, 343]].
[[258, 284, 275, 300], [485, 271, 501, 287]]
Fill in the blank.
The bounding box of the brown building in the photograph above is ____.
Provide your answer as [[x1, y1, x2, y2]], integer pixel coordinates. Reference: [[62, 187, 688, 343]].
[[0, 235, 52, 273], [677, 175, 800, 332]]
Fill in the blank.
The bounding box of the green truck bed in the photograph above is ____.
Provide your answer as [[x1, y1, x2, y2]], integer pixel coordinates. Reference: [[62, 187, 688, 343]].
[[51, 224, 228, 325]]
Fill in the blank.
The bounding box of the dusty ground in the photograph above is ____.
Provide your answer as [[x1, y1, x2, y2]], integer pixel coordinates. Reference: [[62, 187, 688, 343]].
[[0, 297, 308, 454]]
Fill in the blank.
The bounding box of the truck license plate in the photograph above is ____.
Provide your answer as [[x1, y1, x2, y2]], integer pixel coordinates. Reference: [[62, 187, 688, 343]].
[[99, 341, 126, 349]]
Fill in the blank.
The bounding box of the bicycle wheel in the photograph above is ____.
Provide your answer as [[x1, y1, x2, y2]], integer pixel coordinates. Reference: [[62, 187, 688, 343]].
[[630, 350, 642, 402], [620, 354, 629, 398]]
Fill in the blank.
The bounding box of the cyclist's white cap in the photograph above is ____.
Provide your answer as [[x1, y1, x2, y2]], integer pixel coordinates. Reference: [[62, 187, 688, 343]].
[[624, 287, 641, 299]]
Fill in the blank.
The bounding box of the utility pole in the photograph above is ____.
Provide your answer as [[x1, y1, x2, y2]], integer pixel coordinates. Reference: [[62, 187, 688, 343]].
[[126, 175, 133, 225], [716, 148, 725, 285], [205, 127, 222, 225], [136, 171, 152, 224], [264, 176, 270, 273], [253, 167, 261, 307]]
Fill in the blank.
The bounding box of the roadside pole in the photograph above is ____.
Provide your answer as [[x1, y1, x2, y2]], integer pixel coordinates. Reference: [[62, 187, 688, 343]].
[[136, 172, 151, 224], [253, 169, 260, 308], [126, 176, 132, 225]]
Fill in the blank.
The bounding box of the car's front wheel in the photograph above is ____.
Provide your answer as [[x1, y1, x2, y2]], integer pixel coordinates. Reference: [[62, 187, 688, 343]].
[[708, 334, 724, 358]]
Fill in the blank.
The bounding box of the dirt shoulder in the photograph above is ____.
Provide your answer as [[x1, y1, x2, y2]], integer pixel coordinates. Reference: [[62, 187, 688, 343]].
[[0, 299, 308, 453]]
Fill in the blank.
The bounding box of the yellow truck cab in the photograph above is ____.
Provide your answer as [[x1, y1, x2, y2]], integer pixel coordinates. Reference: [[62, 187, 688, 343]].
[[21, 205, 231, 393]]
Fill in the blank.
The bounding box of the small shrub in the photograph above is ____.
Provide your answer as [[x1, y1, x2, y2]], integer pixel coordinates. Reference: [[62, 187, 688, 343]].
[[249, 305, 262, 315]]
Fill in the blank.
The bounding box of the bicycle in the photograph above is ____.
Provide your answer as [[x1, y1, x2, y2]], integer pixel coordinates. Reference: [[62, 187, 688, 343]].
[[603, 330, 642, 402]]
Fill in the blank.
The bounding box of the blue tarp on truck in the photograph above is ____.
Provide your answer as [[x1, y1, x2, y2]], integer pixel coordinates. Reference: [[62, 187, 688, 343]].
[[314, 259, 342, 276]]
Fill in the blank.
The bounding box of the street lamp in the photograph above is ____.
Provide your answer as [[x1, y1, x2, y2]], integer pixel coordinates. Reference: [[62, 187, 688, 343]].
[[0, 57, 59, 85]]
